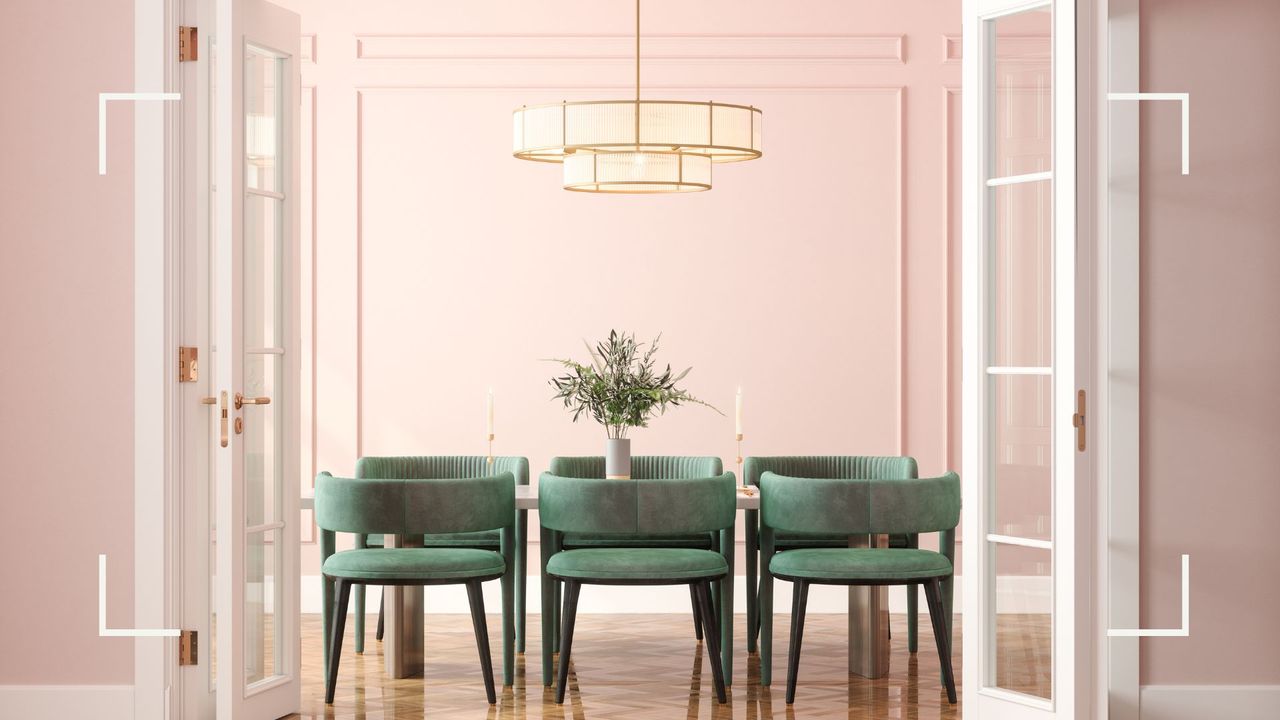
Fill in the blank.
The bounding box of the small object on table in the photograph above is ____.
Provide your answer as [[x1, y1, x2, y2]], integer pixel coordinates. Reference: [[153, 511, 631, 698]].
[[486, 389, 495, 464]]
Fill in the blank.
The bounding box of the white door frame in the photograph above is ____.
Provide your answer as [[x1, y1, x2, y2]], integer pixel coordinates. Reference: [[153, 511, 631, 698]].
[[1094, 0, 1141, 717], [134, 0, 186, 718]]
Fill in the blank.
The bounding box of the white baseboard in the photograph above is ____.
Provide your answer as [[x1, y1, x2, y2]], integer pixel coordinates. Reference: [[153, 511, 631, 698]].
[[298, 574, 1050, 615], [0, 685, 133, 720], [1140, 685, 1280, 720]]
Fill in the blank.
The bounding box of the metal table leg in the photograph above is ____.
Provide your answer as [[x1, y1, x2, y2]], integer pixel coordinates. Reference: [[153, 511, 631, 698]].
[[848, 533, 890, 678], [384, 533, 424, 678]]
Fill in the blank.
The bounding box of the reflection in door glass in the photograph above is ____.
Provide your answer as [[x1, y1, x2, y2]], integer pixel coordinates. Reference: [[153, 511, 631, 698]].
[[245, 46, 281, 192], [245, 528, 282, 686], [994, 544, 1053, 699]]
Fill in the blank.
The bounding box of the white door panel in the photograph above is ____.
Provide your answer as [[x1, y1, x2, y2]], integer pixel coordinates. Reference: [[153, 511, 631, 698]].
[[962, 0, 1083, 717], [214, 0, 301, 717]]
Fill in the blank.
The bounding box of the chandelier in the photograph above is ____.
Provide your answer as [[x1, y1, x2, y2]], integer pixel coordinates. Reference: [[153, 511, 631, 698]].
[[512, 0, 763, 193]]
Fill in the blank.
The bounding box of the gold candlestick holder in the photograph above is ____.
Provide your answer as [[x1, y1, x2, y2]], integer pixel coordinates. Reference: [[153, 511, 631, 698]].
[[487, 433, 495, 465]]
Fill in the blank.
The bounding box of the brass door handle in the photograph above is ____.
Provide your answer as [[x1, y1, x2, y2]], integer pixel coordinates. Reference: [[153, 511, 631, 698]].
[[1071, 389, 1086, 452], [235, 392, 271, 410]]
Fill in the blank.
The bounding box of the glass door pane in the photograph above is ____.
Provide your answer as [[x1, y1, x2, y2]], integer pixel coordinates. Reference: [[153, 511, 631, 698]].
[[982, 0, 1056, 706], [243, 42, 286, 693]]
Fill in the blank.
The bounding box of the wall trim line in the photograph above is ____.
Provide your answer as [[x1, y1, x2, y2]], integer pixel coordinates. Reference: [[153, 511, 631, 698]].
[[0, 685, 134, 720], [1139, 685, 1280, 720], [354, 33, 906, 63]]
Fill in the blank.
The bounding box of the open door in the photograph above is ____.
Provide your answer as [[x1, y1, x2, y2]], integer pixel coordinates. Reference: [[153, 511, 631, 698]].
[[961, 0, 1089, 717], [213, 0, 301, 717]]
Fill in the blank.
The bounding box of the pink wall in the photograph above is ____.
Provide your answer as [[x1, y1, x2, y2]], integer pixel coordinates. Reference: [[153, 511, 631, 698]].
[[278, 0, 963, 575], [0, 0, 136, 684], [1139, 0, 1280, 685]]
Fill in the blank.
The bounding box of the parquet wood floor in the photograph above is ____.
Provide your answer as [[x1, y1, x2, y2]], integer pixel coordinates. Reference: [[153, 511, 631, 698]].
[[293, 613, 1050, 719]]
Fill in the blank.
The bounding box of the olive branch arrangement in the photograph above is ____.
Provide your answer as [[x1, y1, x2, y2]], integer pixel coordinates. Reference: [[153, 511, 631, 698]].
[[547, 330, 722, 439]]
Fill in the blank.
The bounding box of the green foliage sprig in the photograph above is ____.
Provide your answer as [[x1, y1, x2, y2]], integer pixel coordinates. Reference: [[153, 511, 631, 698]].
[[548, 330, 722, 439]]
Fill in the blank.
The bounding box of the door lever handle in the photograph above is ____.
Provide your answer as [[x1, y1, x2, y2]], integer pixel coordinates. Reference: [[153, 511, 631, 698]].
[[1071, 389, 1086, 452], [234, 392, 271, 410]]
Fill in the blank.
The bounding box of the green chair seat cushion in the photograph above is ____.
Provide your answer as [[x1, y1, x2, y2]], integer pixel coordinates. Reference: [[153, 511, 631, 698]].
[[770, 548, 952, 581], [363, 530, 500, 548], [322, 548, 505, 581], [547, 548, 728, 581], [563, 533, 714, 549], [775, 531, 910, 549]]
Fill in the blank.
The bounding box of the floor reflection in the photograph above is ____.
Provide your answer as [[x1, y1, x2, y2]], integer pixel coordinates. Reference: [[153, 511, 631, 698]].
[[294, 612, 1045, 719]]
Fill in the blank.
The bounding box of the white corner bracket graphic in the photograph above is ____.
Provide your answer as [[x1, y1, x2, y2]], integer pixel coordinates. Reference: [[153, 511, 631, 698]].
[[1107, 92, 1190, 175], [98, 554, 180, 637], [97, 92, 181, 175], [1107, 553, 1190, 637]]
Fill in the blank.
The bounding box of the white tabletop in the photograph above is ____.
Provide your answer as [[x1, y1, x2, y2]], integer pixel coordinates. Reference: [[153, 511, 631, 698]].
[[300, 484, 761, 511]]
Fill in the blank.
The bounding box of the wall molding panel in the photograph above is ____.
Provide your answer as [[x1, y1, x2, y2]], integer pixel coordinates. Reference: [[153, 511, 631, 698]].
[[356, 34, 906, 63]]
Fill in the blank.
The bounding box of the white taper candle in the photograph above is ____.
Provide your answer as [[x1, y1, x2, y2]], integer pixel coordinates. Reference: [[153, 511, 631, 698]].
[[735, 386, 743, 436]]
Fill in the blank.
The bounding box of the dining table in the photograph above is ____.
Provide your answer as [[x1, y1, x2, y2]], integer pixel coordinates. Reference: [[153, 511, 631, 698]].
[[301, 483, 890, 680]]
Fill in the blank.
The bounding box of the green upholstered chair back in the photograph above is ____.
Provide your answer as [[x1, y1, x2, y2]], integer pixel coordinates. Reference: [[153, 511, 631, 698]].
[[549, 456, 722, 480], [356, 455, 529, 486], [315, 471, 515, 535], [538, 472, 736, 535], [744, 456, 917, 487], [760, 471, 960, 535]]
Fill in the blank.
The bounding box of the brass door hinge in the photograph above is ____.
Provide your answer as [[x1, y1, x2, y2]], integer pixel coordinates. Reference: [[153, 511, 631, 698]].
[[1071, 389, 1086, 452], [178, 346, 198, 383], [179, 26, 198, 62], [179, 630, 198, 666]]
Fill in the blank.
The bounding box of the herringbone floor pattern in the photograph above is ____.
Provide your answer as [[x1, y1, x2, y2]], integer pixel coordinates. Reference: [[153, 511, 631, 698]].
[[295, 613, 1050, 719]]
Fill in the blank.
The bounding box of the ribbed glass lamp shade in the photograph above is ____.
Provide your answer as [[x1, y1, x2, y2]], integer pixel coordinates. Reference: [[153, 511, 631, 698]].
[[563, 150, 712, 193], [514, 100, 762, 163]]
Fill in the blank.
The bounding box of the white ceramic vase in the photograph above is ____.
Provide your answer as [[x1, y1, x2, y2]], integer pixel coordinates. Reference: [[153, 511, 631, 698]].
[[605, 438, 631, 479]]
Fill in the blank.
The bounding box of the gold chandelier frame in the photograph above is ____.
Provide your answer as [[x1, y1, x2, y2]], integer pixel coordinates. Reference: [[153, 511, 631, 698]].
[[563, 149, 713, 194], [511, 0, 762, 193], [512, 99, 763, 164]]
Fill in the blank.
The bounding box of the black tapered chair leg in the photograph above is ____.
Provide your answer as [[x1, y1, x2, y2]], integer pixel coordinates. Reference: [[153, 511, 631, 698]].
[[924, 577, 958, 704], [552, 578, 563, 653], [375, 591, 385, 642], [785, 580, 810, 705], [555, 579, 582, 704], [325, 578, 352, 705], [695, 580, 728, 703], [464, 579, 498, 704], [690, 584, 704, 641]]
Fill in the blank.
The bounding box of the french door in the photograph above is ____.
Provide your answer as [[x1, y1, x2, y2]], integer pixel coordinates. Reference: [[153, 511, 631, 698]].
[[962, 0, 1087, 718], [210, 0, 301, 717]]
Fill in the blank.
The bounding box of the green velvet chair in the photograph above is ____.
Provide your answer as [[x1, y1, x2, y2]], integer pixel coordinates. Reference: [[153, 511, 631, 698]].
[[539, 470, 737, 704], [350, 456, 530, 658], [759, 470, 960, 704], [315, 470, 516, 705], [743, 456, 928, 654], [542, 456, 734, 685]]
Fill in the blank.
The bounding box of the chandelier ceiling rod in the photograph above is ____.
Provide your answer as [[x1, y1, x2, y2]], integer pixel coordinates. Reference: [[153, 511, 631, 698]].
[[634, 0, 641, 148]]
